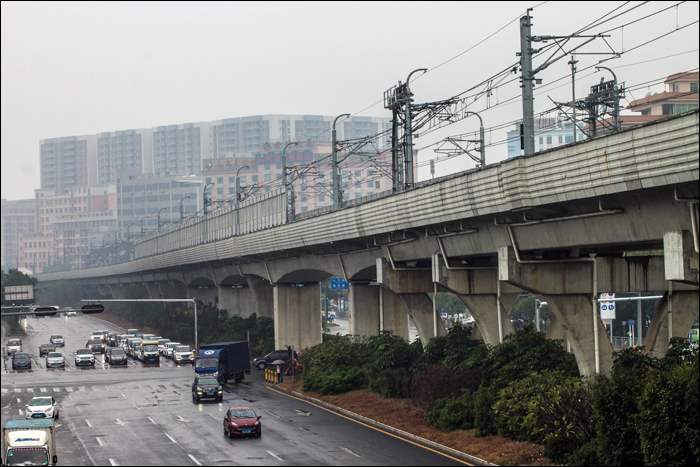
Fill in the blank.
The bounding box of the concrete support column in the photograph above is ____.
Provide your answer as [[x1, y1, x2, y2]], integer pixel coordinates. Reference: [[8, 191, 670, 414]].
[[380, 288, 410, 340], [458, 293, 518, 345], [274, 284, 322, 351], [218, 285, 256, 318], [247, 276, 274, 319], [541, 294, 613, 376], [145, 283, 162, 300], [397, 293, 447, 346], [545, 314, 568, 343], [191, 287, 218, 307], [97, 285, 112, 298], [348, 284, 380, 337], [645, 290, 699, 358], [108, 285, 125, 299]]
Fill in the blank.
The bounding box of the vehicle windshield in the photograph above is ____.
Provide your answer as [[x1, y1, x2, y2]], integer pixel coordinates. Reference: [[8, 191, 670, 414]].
[[158, 340, 170, 345], [111, 349, 126, 355], [51, 335, 62, 339], [47, 353, 62, 358], [29, 397, 52, 406], [88, 339, 102, 345], [143, 345, 158, 352], [13, 353, 29, 360], [76, 349, 92, 355], [6, 448, 48, 466], [133, 344, 141, 350], [230, 409, 257, 419], [8, 339, 21, 345], [41, 344, 53, 348], [195, 358, 218, 369], [176, 346, 190, 352], [197, 377, 218, 385]]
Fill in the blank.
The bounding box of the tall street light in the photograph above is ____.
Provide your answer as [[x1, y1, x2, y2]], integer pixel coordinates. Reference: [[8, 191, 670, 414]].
[[332, 113, 350, 210], [180, 196, 191, 222], [203, 183, 214, 215], [141, 214, 153, 237], [535, 299, 548, 332], [235, 165, 249, 235], [404, 68, 427, 188], [282, 142, 299, 222], [157, 207, 167, 232]]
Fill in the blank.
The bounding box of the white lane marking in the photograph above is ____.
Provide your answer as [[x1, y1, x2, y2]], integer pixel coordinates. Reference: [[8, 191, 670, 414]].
[[133, 403, 141, 410], [266, 410, 281, 419], [208, 414, 218, 419], [85, 419, 92, 427], [14, 388, 21, 393], [120, 393, 126, 398], [96, 436, 105, 446], [115, 419, 126, 426], [26, 388, 33, 392], [40, 388, 47, 393], [76, 406, 82, 413], [188, 454, 202, 466], [177, 415, 188, 422], [18, 409, 22, 416], [66, 387, 73, 392], [109, 459, 118, 466], [164, 433, 177, 443], [53, 388, 61, 392], [16, 398, 21, 403], [1, 388, 8, 394], [339, 446, 361, 457], [267, 451, 283, 462], [91, 386, 99, 391], [78, 387, 86, 391], [147, 416, 157, 425]]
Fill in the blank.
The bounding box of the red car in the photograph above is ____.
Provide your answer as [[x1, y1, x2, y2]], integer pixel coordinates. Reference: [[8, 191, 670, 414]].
[[223, 407, 261, 438]]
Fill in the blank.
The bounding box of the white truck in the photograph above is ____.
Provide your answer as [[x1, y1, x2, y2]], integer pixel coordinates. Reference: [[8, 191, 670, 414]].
[[3, 419, 57, 466]]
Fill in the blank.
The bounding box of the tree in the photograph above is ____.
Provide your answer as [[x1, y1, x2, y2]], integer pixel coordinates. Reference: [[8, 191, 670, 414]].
[[1, 268, 38, 288]]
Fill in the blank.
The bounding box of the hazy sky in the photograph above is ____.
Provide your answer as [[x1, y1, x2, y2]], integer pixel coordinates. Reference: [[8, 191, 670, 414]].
[[2, 1, 698, 200]]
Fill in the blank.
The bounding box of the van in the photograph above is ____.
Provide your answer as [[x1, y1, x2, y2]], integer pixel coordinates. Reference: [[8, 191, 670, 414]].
[[139, 340, 160, 364], [127, 329, 139, 336]]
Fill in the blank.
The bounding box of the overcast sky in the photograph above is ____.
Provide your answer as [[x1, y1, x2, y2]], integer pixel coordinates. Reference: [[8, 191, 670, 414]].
[[2, 1, 698, 201]]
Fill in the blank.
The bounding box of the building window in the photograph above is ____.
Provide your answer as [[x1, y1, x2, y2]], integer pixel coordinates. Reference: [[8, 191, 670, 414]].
[[228, 187, 235, 194], [217, 187, 223, 195], [558, 135, 563, 144], [565, 136, 574, 144], [205, 177, 212, 184], [217, 177, 223, 184], [672, 84, 680, 92], [539, 136, 543, 145], [546, 136, 552, 145], [264, 174, 271, 182], [228, 176, 235, 184], [640, 109, 650, 115], [691, 82, 698, 92]]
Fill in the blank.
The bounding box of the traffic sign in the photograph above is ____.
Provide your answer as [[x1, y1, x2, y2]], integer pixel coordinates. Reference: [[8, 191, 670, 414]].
[[81, 304, 105, 314], [330, 278, 349, 290], [628, 319, 634, 326], [599, 293, 616, 320], [329, 314, 336, 321]]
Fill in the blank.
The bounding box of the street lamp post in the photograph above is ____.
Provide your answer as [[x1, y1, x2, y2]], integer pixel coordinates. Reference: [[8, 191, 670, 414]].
[[203, 183, 214, 215], [140, 214, 152, 237], [282, 142, 299, 222], [404, 68, 427, 189], [180, 196, 191, 222], [157, 207, 167, 232], [235, 165, 249, 235], [463, 111, 486, 167], [535, 299, 548, 332], [332, 113, 350, 210]]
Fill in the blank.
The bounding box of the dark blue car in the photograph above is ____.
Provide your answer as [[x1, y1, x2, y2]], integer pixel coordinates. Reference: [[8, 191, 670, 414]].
[[12, 352, 32, 370]]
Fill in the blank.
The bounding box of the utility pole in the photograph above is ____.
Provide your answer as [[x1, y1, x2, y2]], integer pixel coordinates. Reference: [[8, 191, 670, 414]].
[[519, 10, 535, 156], [569, 54, 579, 142], [203, 183, 214, 216], [282, 142, 298, 222], [403, 68, 427, 189], [235, 165, 248, 235], [332, 114, 349, 210]]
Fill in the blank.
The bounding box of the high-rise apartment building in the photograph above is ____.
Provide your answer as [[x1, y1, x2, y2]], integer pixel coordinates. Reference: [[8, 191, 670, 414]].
[[1, 198, 36, 270], [40, 135, 97, 193], [210, 115, 391, 159], [152, 123, 211, 177], [97, 129, 154, 185]]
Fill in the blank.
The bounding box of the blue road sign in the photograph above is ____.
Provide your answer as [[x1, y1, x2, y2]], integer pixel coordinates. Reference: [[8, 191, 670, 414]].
[[628, 319, 634, 326], [330, 277, 349, 290], [329, 314, 336, 320]]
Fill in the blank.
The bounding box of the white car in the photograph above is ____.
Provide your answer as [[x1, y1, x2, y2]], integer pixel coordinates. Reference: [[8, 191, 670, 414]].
[[173, 345, 194, 365], [45, 352, 65, 368], [25, 396, 59, 419], [66, 311, 77, 316], [50, 335, 65, 347], [164, 342, 181, 359], [75, 348, 96, 366]]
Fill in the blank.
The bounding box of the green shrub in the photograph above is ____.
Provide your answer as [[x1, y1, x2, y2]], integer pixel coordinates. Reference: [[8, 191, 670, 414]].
[[485, 324, 579, 392], [367, 331, 422, 371], [368, 367, 413, 399], [302, 367, 367, 395], [426, 390, 475, 432], [637, 363, 699, 466], [300, 336, 367, 375], [589, 346, 659, 466], [414, 324, 488, 371], [411, 364, 486, 411], [473, 384, 496, 437]]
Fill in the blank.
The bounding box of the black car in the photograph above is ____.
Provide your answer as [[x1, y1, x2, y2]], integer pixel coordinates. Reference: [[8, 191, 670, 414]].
[[105, 347, 128, 365], [192, 375, 223, 403], [86, 339, 106, 354], [252, 349, 299, 370], [12, 352, 32, 370]]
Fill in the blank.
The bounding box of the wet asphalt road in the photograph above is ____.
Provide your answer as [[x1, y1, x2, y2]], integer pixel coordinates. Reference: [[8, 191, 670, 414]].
[[2, 314, 467, 466]]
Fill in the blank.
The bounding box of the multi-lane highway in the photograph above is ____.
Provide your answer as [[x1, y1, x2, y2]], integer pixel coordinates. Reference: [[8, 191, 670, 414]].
[[2, 314, 469, 466]]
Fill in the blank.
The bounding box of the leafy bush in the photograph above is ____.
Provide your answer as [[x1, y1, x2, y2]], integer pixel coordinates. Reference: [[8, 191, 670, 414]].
[[367, 331, 422, 371], [415, 324, 488, 371], [485, 324, 579, 392], [302, 366, 367, 395], [368, 367, 413, 399], [300, 336, 367, 375], [426, 390, 475, 432], [637, 363, 699, 466], [473, 384, 496, 437], [411, 364, 486, 411]]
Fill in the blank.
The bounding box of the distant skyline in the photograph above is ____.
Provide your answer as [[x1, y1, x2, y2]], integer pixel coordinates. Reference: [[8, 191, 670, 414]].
[[2, 1, 698, 200]]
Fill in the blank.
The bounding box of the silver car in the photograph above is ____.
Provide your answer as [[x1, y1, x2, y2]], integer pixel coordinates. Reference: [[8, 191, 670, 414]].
[[50, 335, 65, 347], [45, 352, 65, 368]]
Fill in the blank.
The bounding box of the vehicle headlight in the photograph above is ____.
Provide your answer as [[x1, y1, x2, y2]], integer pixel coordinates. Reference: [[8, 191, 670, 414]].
[[230, 421, 238, 427], [254, 420, 260, 425]]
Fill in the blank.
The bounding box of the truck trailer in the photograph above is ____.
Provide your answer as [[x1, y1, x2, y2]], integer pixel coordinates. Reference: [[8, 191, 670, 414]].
[[195, 341, 250, 384], [3, 419, 57, 466]]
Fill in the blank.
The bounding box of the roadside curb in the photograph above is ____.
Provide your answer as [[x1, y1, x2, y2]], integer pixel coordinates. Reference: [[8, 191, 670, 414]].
[[267, 383, 496, 466]]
